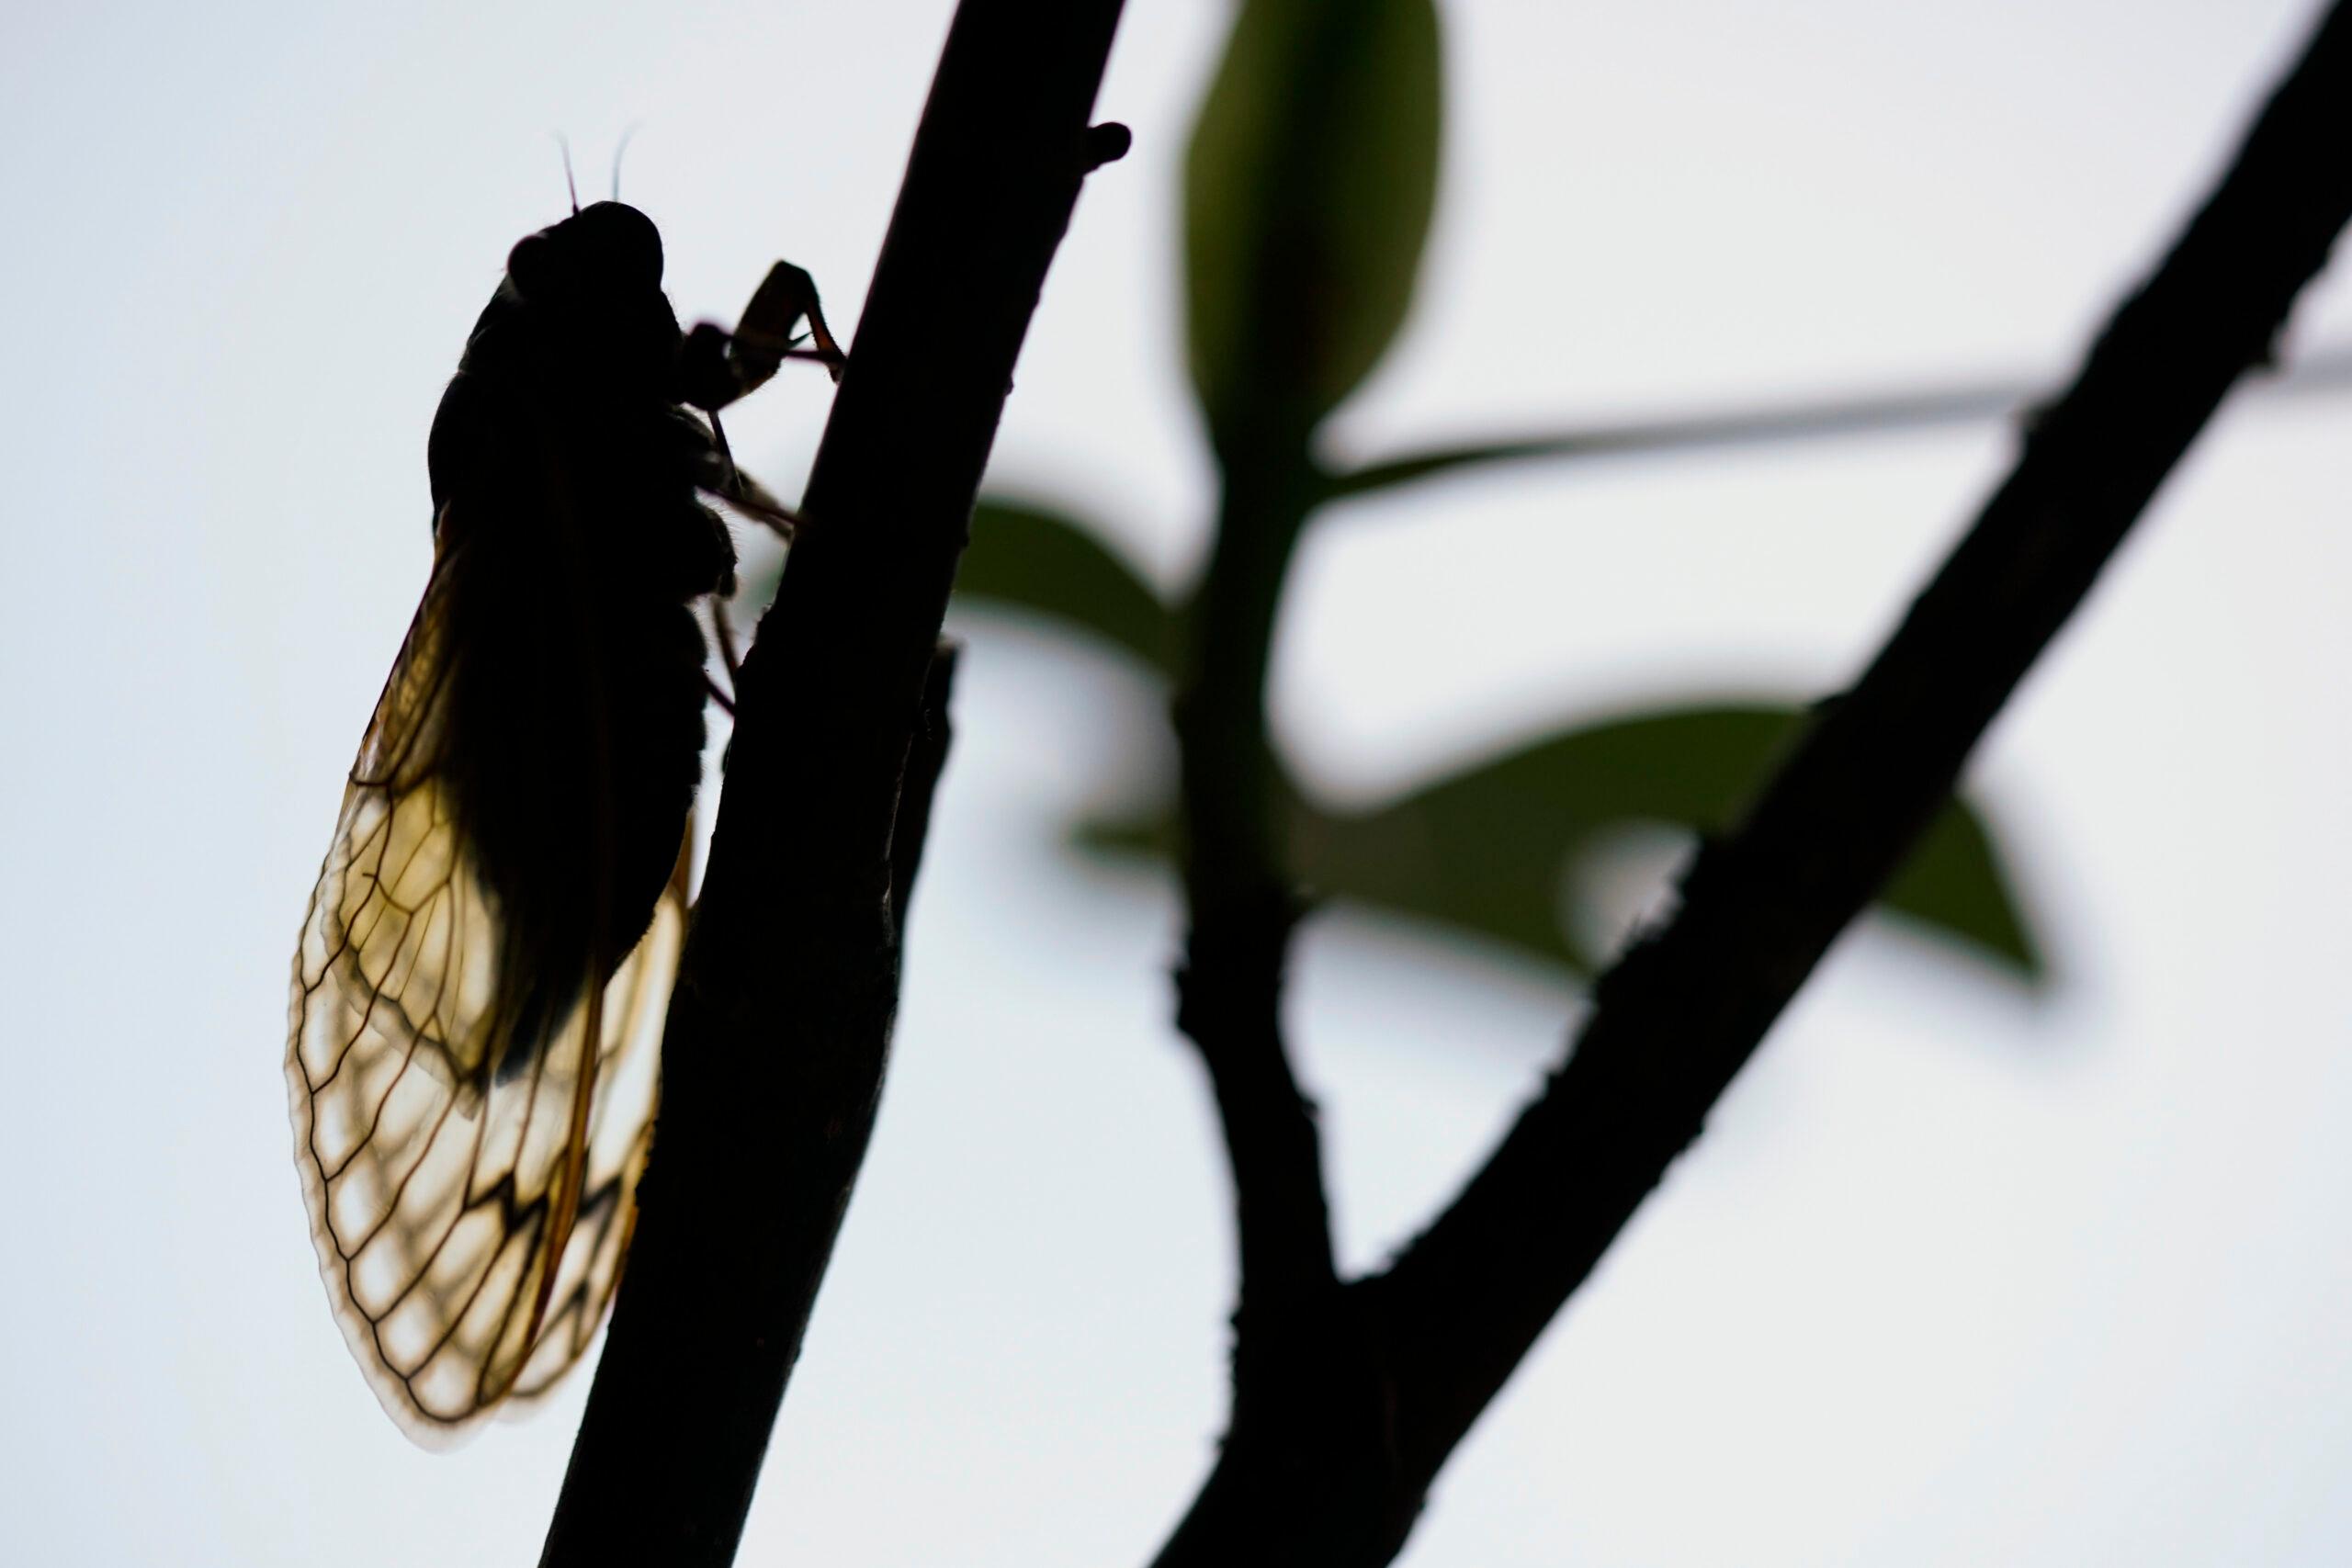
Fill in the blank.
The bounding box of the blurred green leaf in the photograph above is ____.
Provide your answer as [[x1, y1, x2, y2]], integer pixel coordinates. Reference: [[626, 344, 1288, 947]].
[[1086, 702, 2041, 984], [944, 500, 2038, 979], [1184, 0, 1442, 446], [955, 496, 1173, 672]]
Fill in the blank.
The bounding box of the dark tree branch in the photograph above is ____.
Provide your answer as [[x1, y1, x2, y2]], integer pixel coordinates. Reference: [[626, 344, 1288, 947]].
[[1152, 0, 2352, 1560], [538, 6, 1125, 1566], [1369, 0, 2352, 1498], [1325, 344, 2352, 502]]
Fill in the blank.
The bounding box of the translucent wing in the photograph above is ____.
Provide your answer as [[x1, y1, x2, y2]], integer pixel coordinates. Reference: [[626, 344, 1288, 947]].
[[286, 550, 677, 1446]]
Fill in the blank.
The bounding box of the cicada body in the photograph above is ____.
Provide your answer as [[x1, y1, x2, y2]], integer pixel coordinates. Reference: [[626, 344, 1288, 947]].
[[287, 201, 834, 1444]]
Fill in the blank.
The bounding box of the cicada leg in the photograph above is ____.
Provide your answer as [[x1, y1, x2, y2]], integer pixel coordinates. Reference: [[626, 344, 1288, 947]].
[[678, 260, 846, 416]]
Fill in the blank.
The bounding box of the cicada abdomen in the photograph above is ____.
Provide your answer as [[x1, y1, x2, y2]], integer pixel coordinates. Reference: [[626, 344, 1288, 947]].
[[287, 201, 839, 1444]]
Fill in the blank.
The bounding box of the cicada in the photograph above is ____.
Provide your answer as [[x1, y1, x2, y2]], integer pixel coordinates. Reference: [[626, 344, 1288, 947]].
[[286, 198, 842, 1445]]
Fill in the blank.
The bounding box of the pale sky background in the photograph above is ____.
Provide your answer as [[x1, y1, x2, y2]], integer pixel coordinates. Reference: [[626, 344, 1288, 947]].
[[5, 1, 2351, 1563]]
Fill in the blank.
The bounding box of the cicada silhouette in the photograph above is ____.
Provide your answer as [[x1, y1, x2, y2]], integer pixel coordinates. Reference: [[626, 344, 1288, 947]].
[[286, 197, 842, 1444]]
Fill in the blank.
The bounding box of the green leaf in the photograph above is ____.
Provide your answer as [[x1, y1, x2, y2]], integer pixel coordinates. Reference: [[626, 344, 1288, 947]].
[[952, 497, 1174, 673], [1084, 702, 2041, 983], [1883, 799, 2038, 978], [1184, 0, 1443, 446]]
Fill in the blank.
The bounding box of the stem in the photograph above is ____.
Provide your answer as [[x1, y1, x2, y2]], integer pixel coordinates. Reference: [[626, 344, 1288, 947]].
[[1158, 434, 1409, 1559], [1324, 344, 2352, 501], [1173, 447, 1338, 1320]]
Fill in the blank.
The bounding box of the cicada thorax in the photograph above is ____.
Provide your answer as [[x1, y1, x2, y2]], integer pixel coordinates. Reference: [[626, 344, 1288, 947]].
[[427, 202, 736, 1080]]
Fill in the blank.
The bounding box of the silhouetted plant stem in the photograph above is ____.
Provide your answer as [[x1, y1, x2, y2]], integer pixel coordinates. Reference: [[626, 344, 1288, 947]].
[[1161, 434, 1445, 1559], [1174, 440, 1339, 1314], [1159, 435, 1416, 1563], [1155, 0, 2352, 1560], [537, 5, 1125, 1565], [1176, 435, 1325, 913], [1322, 344, 2352, 502]]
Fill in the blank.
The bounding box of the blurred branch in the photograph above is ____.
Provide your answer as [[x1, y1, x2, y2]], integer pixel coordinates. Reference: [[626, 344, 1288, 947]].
[[1164, 21, 1446, 1429], [957, 340, 2352, 674], [1169, 450, 1351, 1384], [537, 6, 1125, 1566], [1152, 0, 2352, 1559], [1327, 343, 2352, 500], [1158, 423, 1397, 1558]]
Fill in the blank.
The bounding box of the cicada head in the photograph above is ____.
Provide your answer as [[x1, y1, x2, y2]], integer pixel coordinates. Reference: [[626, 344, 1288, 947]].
[[493, 200, 680, 390], [505, 200, 664, 306]]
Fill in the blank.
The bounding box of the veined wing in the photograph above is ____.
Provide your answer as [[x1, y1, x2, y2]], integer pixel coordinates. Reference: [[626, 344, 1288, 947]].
[[285, 547, 676, 1446]]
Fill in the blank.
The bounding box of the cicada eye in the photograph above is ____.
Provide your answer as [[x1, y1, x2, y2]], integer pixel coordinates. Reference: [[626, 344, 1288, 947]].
[[505, 232, 555, 297]]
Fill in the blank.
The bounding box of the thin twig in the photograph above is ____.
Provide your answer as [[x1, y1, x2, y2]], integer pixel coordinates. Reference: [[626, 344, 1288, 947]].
[[1155, 457, 1384, 1560], [1172, 455, 1342, 1322], [1326, 343, 2352, 500]]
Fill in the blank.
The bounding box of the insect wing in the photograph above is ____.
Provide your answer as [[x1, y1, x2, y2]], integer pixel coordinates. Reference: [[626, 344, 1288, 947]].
[[286, 549, 673, 1445], [506, 846, 677, 1411]]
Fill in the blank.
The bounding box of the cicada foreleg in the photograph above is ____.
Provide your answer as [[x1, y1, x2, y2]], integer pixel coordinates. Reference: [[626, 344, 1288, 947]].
[[678, 259, 843, 544], [678, 259, 846, 415], [731, 259, 847, 389]]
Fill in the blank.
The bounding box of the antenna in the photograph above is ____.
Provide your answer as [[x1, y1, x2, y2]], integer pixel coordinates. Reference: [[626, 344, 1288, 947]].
[[554, 133, 580, 213], [611, 124, 642, 200]]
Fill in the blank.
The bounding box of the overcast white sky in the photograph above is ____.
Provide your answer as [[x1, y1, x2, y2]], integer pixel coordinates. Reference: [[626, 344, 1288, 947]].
[[5, 1, 2351, 1563]]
